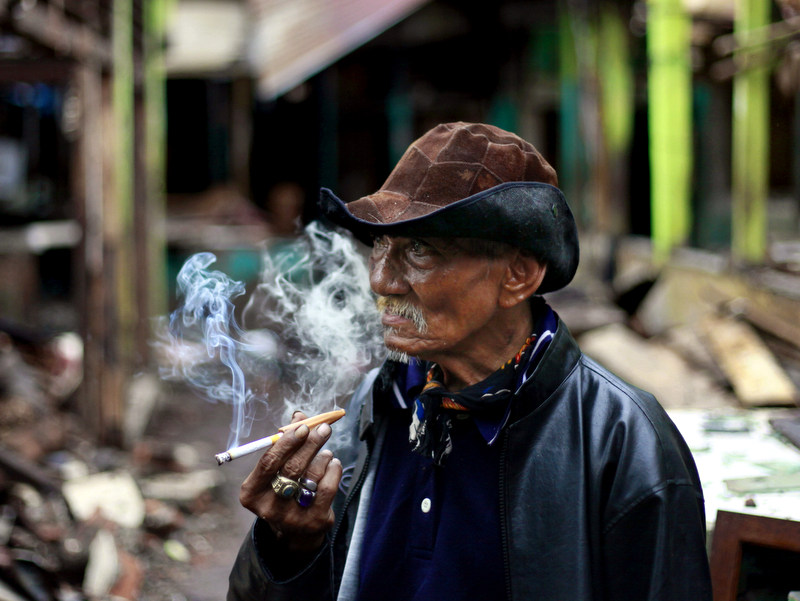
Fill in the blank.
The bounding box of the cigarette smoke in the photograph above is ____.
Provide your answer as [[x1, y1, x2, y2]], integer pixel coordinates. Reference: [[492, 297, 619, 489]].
[[156, 221, 386, 451]]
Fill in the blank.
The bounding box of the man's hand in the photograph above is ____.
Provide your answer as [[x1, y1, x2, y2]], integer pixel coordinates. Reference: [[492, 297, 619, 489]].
[[239, 411, 343, 555]]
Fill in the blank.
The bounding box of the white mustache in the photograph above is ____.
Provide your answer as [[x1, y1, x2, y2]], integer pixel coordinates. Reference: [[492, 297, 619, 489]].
[[375, 296, 428, 333]]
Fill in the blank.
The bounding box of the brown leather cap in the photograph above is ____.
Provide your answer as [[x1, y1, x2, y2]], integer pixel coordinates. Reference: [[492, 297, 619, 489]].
[[345, 122, 558, 223], [319, 122, 579, 293]]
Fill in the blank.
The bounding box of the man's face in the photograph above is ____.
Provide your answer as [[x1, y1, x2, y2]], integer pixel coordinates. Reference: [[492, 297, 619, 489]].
[[369, 236, 512, 364]]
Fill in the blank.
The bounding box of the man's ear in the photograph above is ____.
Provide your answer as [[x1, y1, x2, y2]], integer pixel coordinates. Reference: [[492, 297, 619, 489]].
[[498, 253, 547, 309]]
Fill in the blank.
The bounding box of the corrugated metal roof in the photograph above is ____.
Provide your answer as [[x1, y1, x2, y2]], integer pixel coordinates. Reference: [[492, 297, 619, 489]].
[[247, 0, 431, 99]]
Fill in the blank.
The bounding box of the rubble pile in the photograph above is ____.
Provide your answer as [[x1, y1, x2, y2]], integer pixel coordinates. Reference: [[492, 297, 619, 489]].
[[553, 238, 800, 415], [0, 323, 244, 601]]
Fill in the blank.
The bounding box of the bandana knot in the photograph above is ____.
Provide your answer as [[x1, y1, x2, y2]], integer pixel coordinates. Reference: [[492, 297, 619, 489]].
[[409, 334, 539, 465]]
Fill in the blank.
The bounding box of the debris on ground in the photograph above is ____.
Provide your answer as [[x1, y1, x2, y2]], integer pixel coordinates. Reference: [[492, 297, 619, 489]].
[[0, 321, 251, 601]]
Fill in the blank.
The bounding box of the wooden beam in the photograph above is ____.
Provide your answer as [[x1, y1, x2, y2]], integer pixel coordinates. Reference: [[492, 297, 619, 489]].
[[713, 14, 800, 56], [700, 314, 797, 407], [0, 59, 73, 83], [73, 60, 107, 440], [8, 1, 112, 65]]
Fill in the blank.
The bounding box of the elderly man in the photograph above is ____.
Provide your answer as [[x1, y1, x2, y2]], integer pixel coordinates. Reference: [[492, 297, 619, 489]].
[[227, 122, 712, 600]]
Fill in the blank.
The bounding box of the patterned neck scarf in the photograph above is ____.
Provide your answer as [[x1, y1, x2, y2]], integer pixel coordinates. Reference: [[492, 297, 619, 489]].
[[408, 300, 556, 465]]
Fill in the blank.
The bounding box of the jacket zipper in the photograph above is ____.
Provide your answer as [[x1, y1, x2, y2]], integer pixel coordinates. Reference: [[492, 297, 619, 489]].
[[499, 427, 513, 601]]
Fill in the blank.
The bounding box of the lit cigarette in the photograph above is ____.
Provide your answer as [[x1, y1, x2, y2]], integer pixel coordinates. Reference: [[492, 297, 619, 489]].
[[214, 409, 346, 465]]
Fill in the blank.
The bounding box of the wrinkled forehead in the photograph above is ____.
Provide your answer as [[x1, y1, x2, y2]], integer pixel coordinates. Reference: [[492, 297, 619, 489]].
[[371, 234, 518, 258]]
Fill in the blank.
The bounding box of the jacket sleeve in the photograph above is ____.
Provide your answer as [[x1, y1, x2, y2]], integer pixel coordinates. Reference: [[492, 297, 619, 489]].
[[600, 481, 712, 601], [227, 518, 334, 601]]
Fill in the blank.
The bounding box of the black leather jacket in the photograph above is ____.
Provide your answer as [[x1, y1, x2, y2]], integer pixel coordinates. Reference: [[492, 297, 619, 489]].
[[228, 320, 712, 600]]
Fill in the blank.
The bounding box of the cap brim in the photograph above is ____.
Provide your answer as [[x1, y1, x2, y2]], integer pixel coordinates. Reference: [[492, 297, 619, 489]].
[[318, 182, 579, 294]]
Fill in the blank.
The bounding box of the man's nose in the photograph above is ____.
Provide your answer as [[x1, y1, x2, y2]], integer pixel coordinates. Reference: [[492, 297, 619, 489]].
[[369, 253, 409, 296]]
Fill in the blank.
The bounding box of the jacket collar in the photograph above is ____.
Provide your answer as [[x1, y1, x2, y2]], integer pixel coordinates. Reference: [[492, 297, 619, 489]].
[[509, 317, 582, 421]]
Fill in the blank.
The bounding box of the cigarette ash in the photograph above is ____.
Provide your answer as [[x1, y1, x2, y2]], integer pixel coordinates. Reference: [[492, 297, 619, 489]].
[[155, 221, 385, 451]]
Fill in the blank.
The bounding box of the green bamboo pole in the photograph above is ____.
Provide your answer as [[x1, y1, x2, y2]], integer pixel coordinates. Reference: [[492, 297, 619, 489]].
[[646, 0, 692, 260], [144, 0, 172, 320], [598, 5, 633, 160], [558, 6, 586, 228], [731, 0, 771, 262], [114, 0, 134, 244], [597, 3, 634, 234]]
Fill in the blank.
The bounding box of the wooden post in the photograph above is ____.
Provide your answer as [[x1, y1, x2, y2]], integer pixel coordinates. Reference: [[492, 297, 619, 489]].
[[731, 0, 771, 262], [93, 0, 136, 445], [646, 0, 693, 260], [75, 60, 106, 438]]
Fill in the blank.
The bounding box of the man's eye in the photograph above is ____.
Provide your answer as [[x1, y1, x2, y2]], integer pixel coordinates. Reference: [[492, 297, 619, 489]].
[[373, 236, 388, 249], [409, 240, 430, 255]]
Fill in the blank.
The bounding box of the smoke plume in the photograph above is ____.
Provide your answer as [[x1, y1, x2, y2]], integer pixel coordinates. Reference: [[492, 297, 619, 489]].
[[157, 221, 386, 450]]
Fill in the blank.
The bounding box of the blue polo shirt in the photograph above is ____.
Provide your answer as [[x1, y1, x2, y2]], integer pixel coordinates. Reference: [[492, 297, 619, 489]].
[[357, 394, 505, 600], [356, 306, 557, 600]]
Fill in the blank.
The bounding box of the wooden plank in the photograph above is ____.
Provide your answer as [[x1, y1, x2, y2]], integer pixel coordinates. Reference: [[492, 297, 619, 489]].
[[8, 1, 112, 65], [578, 323, 737, 409], [700, 314, 798, 407], [734, 299, 800, 352]]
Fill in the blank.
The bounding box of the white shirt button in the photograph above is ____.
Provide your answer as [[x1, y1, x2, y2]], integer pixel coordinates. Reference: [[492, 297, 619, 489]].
[[421, 498, 432, 513]]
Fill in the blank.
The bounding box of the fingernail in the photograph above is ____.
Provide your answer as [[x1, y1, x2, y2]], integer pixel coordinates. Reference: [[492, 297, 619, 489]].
[[317, 423, 332, 438], [295, 425, 309, 439]]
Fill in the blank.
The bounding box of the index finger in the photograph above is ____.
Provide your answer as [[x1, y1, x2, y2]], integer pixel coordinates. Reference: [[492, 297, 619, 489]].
[[280, 409, 346, 433]]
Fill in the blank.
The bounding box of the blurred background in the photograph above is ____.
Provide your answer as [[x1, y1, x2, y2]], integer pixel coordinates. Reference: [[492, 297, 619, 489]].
[[2, 1, 800, 600]]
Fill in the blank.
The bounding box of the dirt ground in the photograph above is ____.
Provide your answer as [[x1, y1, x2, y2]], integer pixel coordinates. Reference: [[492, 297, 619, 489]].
[[140, 385, 257, 601]]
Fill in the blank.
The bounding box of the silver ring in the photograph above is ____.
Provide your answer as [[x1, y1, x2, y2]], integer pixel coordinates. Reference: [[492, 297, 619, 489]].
[[299, 477, 318, 492], [271, 474, 300, 499]]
